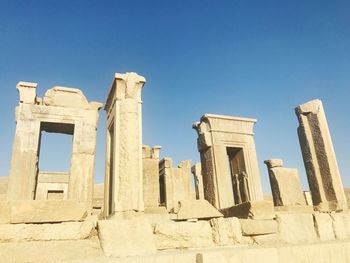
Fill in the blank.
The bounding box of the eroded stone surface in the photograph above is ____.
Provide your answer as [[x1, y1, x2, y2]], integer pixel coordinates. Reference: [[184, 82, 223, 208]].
[[240, 219, 278, 236], [210, 217, 245, 245], [313, 212, 335, 241], [154, 220, 214, 250], [98, 218, 156, 257], [10, 200, 88, 223], [221, 201, 275, 219], [276, 213, 317, 244], [175, 199, 223, 220], [264, 160, 306, 207], [295, 99, 347, 212], [0, 220, 95, 242]]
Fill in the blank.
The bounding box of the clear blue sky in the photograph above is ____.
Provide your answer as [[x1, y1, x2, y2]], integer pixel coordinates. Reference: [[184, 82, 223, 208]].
[[1, 1, 349, 193]]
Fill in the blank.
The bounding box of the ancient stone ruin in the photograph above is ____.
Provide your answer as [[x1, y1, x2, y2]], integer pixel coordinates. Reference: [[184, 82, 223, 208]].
[[0, 73, 350, 263]]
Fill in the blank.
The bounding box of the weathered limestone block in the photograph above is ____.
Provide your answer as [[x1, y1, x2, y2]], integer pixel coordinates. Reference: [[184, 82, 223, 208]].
[[313, 212, 335, 241], [239, 219, 278, 236], [175, 199, 223, 220], [104, 73, 146, 215], [277, 241, 350, 263], [0, 176, 8, 197], [221, 201, 275, 219], [0, 220, 95, 242], [143, 145, 161, 208], [276, 213, 317, 244], [200, 246, 279, 263], [296, 99, 347, 211], [330, 211, 350, 240], [98, 218, 156, 257], [193, 114, 264, 210], [210, 217, 245, 245], [191, 163, 204, 200], [144, 207, 170, 225], [159, 158, 194, 212], [0, 201, 10, 224], [10, 200, 88, 223], [0, 239, 103, 263], [154, 220, 214, 250], [264, 159, 306, 207], [252, 233, 282, 245]]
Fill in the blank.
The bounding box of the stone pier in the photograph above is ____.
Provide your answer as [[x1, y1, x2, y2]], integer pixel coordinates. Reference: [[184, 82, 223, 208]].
[[295, 99, 347, 211], [191, 163, 204, 200], [143, 145, 162, 208], [103, 73, 146, 216], [264, 159, 306, 208]]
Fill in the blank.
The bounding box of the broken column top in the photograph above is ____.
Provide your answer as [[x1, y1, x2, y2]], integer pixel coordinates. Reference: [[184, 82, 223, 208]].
[[142, 145, 162, 159], [295, 99, 322, 115], [105, 72, 146, 112], [264, 159, 284, 169], [16, 81, 38, 104]]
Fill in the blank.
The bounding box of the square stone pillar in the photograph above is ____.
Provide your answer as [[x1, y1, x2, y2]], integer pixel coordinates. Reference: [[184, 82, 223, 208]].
[[159, 158, 193, 212], [191, 163, 204, 200], [104, 73, 146, 216], [295, 99, 347, 211], [143, 145, 161, 208], [264, 159, 306, 207]]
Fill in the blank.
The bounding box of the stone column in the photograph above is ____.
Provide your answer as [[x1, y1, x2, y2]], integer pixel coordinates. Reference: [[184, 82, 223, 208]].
[[104, 73, 146, 214], [295, 99, 347, 211], [191, 163, 204, 200], [143, 145, 162, 208], [8, 82, 40, 200], [264, 159, 305, 207]]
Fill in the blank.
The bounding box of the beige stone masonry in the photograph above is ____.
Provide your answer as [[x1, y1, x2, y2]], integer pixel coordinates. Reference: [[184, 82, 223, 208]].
[[7, 82, 102, 222], [276, 213, 317, 244], [143, 145, 162, 208], [191, 163, 205, 200], [103, 72, 146, 216], [0, 220, 95, 242], [154, 220, 214, 250], [193, 114, 264, 210], [221, 201, 275, 219], [264, 159, 306, 207], [240, 219, 278, 236], [159, 158, 194, 212], [175, 199, 223, 220], [98, 218, 156, 257], [210, 217, 246, 245], [295, 99, 347, 211]]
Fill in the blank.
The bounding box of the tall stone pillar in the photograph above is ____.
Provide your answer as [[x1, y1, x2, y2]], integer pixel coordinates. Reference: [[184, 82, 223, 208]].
[[104, 72, 146, 216], [191, 163, 205, 200], [295, 99, 347, 211]]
